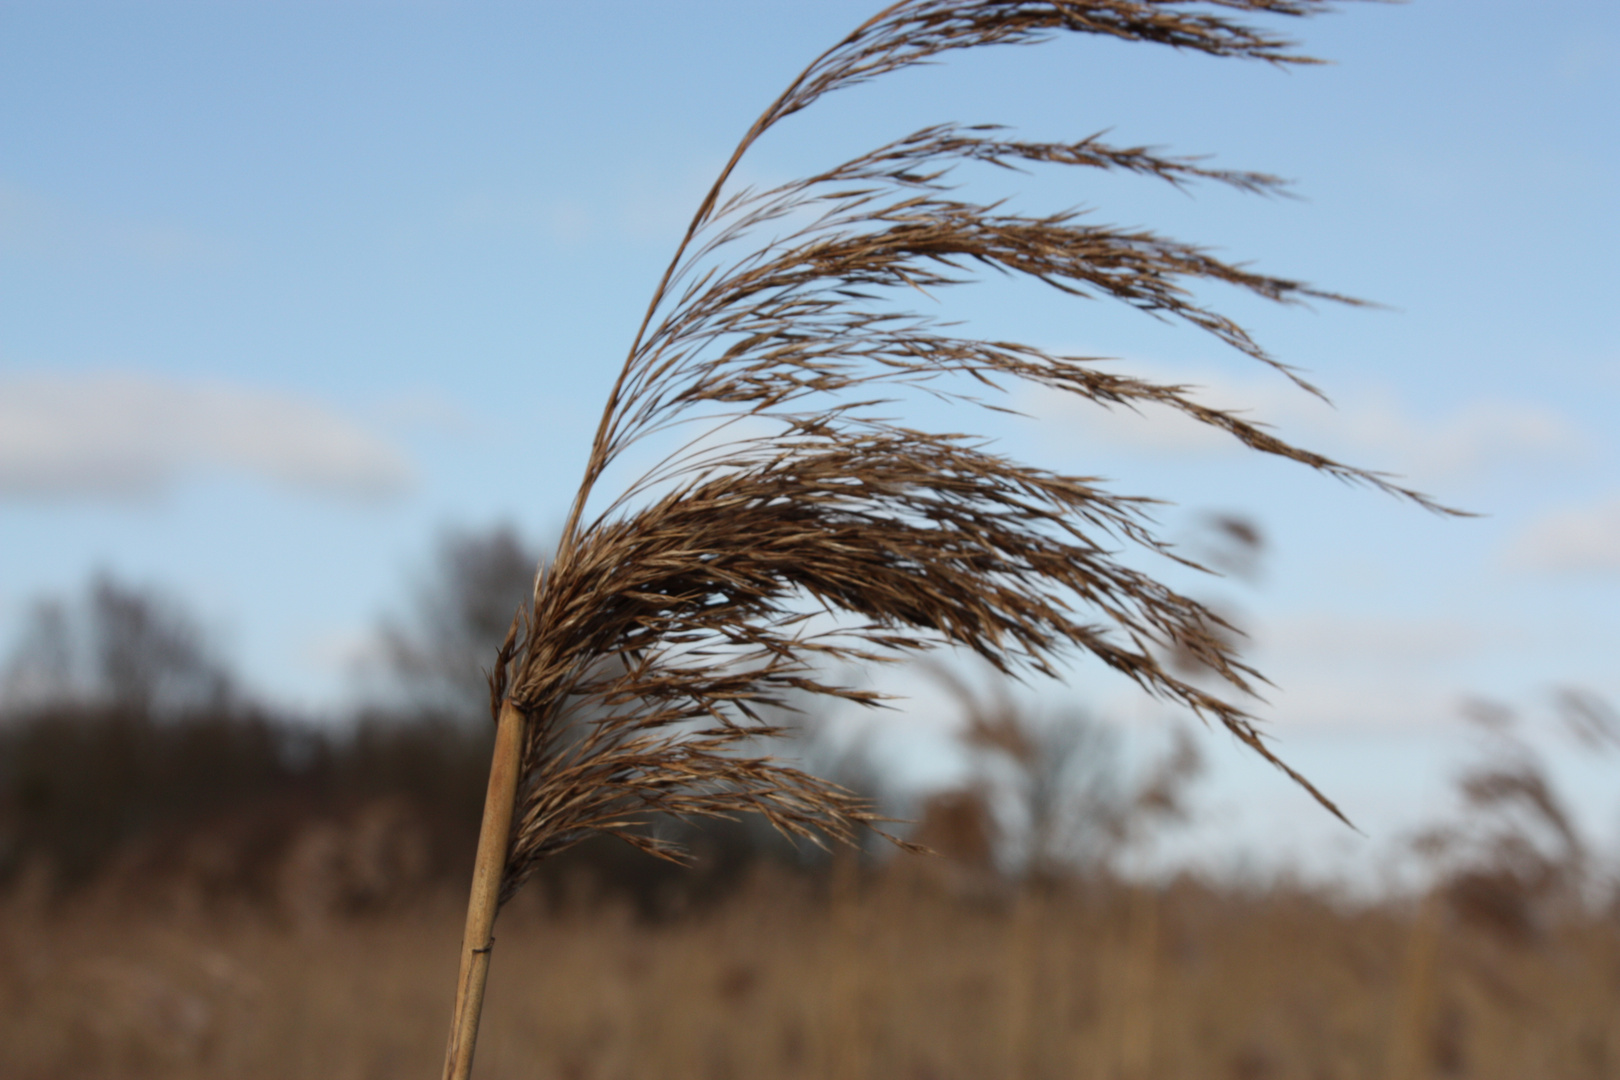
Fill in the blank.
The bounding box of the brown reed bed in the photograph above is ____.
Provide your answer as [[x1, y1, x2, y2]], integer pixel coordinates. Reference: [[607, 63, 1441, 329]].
[[4, 862, 1616, 1080]]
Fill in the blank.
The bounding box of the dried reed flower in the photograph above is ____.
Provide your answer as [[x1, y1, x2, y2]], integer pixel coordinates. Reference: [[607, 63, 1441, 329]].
[[497, 0, 1445, 891], [445, 3, 1451, 1073]]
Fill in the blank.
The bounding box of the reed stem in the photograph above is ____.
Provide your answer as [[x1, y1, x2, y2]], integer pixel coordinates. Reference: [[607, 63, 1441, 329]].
[[441, 698, 526, 1080]]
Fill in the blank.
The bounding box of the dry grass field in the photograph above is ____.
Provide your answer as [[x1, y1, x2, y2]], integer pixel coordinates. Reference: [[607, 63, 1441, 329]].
[[3, 708, 1617, 1079], [4, 856, 1617, 1080]]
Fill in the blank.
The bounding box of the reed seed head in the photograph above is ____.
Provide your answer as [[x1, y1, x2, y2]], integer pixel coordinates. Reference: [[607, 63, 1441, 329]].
[[491, 0, 1447, 903]]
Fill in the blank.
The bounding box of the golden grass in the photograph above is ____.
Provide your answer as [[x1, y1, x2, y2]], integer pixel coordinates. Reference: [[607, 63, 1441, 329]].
[[6, 866, 1616, 1080]]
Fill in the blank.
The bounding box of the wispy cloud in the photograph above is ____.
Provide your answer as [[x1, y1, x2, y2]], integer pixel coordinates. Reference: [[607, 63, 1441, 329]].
[[1229, 611, 1522, 731], [446, 191, 595, 244], [1555, 32, 1618, 87], [0, 371, 415, 502], [1025, 364, 1590, 485], [1257, 612, 1501, 672], [442, 156, 734, 249], [1504, 496, 1620, 575], [375, 389, 481, 439], [0, 181, 231, 267]]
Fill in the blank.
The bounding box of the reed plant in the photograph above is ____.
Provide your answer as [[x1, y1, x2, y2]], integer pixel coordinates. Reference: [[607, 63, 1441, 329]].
[[442, 3, 1455, 1076]]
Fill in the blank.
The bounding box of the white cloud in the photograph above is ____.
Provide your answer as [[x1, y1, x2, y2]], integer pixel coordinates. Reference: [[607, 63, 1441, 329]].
[[1026, 364, 1589, 484], [1505, 497, 1620, 574], [447, 190, 595, 244], [376, 389, 480, 438], [444, 156, 724, 249], [302, 626, 387, 677], [0, 181, 229, 266], [1214, 612, 1506, 730], [0, 371, 415, 501], [1341, 395, 1587, 482], [1555, 33, 1618, 86], [1256, 612, 1500, 672]]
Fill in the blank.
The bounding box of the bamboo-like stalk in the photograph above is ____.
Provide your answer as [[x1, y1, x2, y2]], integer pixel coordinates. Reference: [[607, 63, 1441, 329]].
[[1116, 885, 1161, 1080], [441, 698, 526, 1080], [1384, 890, 1444, 1080]]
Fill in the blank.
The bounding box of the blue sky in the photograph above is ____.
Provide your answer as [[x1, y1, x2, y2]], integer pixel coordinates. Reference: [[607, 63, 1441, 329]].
[[3, 1, 1617, 876]]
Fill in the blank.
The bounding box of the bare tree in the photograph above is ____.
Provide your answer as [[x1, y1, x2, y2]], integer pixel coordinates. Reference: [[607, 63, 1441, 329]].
[[1, 574, 232, 718], [930, 661, 1204, 878], [0, 600, 75, 713], [375, 524, 543, 723]]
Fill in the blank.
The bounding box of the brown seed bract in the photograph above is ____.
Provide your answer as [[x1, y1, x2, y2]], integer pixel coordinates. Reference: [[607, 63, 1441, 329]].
[[491, 0, 1448, 904]]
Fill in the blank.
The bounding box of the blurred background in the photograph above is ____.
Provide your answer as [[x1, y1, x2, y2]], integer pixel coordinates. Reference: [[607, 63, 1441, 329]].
[[2, 1, 1617, 1076]]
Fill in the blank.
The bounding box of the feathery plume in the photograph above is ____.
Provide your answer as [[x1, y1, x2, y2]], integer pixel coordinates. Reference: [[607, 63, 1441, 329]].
[[445, 4, 1449, 1075]]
